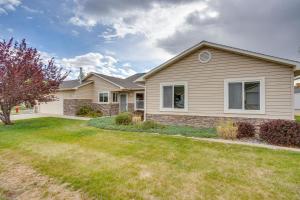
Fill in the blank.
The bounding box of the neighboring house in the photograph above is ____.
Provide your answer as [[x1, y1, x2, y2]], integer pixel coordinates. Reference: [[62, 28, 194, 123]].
[[294, 87, 300, 115], [39, 73, 145, 116], [137, 41, 300, 127]]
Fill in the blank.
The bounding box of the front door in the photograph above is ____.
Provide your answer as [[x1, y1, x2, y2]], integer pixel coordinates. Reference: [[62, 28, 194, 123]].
[[119, 94, 128, 112]]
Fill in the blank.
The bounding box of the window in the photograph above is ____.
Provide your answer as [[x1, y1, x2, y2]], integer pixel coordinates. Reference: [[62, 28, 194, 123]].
[[135, 92, 144, 110], [224, 78, 265, 114], [99, 92, 109, 103], [160, 82, 187, 111], [198, 51, 212, 63], [112, 92, 118, 103]]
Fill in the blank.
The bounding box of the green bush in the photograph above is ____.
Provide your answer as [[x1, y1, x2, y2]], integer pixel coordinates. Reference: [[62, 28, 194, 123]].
[[76, 105, 102, 118], [76, 105, 92, 116], [140, 120, 165, 129], [86, 110, 102, 118], [115, 112, 132, 125]]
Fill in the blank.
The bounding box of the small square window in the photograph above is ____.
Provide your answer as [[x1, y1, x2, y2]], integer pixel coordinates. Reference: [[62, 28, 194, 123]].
[[99, 92, 108, 103]]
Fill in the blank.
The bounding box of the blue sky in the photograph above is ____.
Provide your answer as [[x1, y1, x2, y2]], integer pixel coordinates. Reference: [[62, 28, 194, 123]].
[[0, 0, 300, 79]]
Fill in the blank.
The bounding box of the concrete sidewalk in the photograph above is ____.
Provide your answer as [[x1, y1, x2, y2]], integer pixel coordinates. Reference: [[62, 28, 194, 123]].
[[11, 113, 91, 121], [172, 135, 300, 153]]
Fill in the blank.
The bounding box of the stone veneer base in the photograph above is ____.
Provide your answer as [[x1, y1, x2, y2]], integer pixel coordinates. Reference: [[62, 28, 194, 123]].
[[64, 99, 120, 116], [146, 114, 274, 128]]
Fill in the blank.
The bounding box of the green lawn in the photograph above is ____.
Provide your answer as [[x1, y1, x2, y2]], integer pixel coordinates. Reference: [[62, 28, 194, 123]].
[[295, 116, 300, 122], [0, 118, 299, 199], [88, 116, 217, 138]]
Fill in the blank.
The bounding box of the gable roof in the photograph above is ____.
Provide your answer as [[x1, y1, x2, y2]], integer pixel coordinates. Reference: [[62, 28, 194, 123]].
[[59, 80, 80, 90], [59, 79, 93, 91], [138, 41, 300, 81], [84, 72, 144, 90], [125, 73, 145, 82]]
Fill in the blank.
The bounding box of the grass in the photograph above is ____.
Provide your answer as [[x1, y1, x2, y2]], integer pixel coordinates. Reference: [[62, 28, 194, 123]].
[[88, 116, 217, 138], [0, 117, 299, 199], [295, 116, 300, 122]]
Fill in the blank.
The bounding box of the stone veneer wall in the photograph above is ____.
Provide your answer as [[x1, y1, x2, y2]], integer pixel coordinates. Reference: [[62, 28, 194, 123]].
[[64, 99, 120, 116], [128, 103, 134, 113], [64, 99, 92, 116], [146, 114, 273, 128], [91, 103, 119, 116]]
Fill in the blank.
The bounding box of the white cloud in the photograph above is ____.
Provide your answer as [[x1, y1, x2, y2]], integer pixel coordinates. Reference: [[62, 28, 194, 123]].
[[0, 0, 21, 14], [69, 0, 219, 61], [69, 16, 96, 30], [21, 5, 43, 13], [60, 52, 136, 79]]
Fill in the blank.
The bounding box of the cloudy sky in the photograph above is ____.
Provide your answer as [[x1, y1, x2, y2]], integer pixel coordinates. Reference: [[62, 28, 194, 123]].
[[0, 0, 300, 79]]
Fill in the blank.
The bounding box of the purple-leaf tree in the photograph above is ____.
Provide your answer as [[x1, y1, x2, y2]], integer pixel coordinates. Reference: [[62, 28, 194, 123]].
[[0, 38, 68, 125]]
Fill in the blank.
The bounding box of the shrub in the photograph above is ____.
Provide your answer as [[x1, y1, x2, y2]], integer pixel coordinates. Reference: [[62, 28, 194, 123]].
[[259, 120, 300, 147], [133, 110, 144, 121], [141, 120, 165, 129], [115, 112, 132, 125], [86, 110, 102, 118], [76, 105, 92, 116], [132, 115, 142, 124], [236, 122, 255, 139], [216, 120, 238, 139], [76, 105, 102, 118]]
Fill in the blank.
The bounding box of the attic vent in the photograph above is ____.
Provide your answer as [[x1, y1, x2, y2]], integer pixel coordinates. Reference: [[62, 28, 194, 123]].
[[198, 51, 211, 63]]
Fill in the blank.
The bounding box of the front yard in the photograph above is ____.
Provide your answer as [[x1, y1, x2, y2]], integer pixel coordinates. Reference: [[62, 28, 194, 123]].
[[0, 118, 299, 199]]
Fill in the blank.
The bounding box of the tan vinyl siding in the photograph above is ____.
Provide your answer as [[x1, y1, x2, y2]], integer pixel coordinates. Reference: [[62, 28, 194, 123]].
[[146, 47, 294, 120], [87, 76, 120, 103], [73, 83, 94, 99]]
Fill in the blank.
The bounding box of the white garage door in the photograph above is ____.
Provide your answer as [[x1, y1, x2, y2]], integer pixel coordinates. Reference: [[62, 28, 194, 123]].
[[39, 93, 64, 115]]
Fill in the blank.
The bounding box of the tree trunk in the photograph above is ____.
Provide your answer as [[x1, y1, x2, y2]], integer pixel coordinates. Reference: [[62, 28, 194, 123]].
[[0, 107, 12, 125]]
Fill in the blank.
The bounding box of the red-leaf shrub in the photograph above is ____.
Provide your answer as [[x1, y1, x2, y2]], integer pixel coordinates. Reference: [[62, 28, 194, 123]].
[[236, 122, 255, 139], [259, 120, 300, 147]]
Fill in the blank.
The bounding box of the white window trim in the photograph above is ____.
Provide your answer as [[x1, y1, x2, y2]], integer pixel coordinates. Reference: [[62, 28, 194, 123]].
[[224, 77, 265, 114], [134, 91, 144, 111], [98, 91, 109, 104], [112, 92, 119, 103], [160, 82, 188, 112], [198, 50, 212, 63]]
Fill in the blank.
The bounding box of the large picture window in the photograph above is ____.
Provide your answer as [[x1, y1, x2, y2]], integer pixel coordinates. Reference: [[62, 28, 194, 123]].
[[99, 92, 109, 103], [224, 78, 265, 114], [160, 82, 187, 111]]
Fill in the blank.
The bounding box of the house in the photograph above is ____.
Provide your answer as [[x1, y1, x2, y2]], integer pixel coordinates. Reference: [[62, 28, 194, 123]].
[[39, 72, 145, 116], [137, 41, 300, 127]]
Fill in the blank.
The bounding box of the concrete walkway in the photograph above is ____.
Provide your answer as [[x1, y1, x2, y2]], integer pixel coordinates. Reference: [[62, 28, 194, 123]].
[[11, 113, 91, 121], [172, 135, 300, 153]]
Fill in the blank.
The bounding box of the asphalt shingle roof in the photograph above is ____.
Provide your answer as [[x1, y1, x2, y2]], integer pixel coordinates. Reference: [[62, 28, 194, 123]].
[[125, 73, 145, 82], [59, 80, 81, 89], [60, 73, 145, 90], [94, 73, 144, 89]]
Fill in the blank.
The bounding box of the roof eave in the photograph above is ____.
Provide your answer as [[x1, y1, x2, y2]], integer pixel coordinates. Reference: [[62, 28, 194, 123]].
[[142, 41, 300, 80]]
